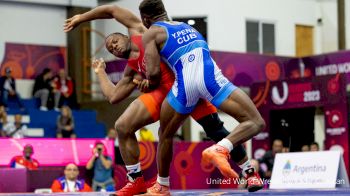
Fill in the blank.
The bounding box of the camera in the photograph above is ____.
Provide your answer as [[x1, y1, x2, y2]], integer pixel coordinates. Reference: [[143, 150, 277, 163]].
[[97, 147, 103, 153]]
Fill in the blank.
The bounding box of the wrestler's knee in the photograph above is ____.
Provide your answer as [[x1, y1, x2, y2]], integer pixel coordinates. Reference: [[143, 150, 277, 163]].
[[115, 119, 133, 139], [252, 116, 266, 136]]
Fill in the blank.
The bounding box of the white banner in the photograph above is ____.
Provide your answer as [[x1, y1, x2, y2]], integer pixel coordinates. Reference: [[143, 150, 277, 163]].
[[270, 151, 349, 189]]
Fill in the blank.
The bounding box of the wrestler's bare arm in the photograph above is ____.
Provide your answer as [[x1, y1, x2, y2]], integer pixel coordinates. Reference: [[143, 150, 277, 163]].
[[64, 4, 146, 33], [92, 58, 137, 104]]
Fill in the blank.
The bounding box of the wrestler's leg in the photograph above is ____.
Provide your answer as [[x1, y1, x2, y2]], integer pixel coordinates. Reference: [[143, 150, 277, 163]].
[[115, 98, 155, 167], [191, 100, 248, 164]]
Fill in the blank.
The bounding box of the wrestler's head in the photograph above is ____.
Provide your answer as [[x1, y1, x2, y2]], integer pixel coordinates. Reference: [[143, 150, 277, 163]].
[[105, 32, 131, 59], [139, 0, 167, 28]]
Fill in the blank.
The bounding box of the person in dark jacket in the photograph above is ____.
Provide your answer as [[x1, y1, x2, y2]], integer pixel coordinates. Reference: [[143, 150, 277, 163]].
[[0, 67, 24, 110], [259, 139, 283, 179], [32, 68, 54, 111]]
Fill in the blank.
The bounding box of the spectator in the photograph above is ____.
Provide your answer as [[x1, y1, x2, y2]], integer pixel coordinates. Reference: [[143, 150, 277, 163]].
[[301, 144, 310, 152], [139, 127, 155, 142], [53, 69, 74, 110], [106, 128, 124, 165], [33, 68, 56, 111], [56, 106, 76, 138], [0, 105, 8, 137], [282, 147, 290, 153], [259, 139, 283, 179], [310, 142, 320, 151], [86, 141, 115, 192], [3, 114, 27, 138], [0, 67, 24, 110], [9, 144, 39, 170], [51, 163, 92, 192]]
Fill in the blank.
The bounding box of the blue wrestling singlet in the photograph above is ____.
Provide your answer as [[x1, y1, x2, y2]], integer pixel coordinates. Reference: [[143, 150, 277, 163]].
[[153, 21, 237, 114]]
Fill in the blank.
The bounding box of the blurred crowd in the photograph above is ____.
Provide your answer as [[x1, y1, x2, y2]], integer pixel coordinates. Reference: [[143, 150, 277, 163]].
[[0, 67, 79, 139]]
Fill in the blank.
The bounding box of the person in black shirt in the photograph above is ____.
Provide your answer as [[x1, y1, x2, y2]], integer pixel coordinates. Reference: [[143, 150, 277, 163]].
[[259, 139, 283, 179]]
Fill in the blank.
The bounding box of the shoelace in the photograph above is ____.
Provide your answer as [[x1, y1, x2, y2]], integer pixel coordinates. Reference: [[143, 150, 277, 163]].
[[214, 146, 231, 159], [150, 184, 163, 192], [119, 180, 135, 192]]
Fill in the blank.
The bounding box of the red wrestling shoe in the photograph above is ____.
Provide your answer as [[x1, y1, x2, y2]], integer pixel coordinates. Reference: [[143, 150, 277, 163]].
[[115, 176, 147, 196], [202, 144, 239, 178]]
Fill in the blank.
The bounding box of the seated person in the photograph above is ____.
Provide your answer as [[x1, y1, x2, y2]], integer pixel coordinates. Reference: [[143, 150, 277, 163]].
[[310, 142, 320, 151], [259, 139, 283, 179], [53, 69, 74, 110], [32, 68, 55, 111], [51, 163, 92, 192], [86, 141, 115, 192], [10, 144, 39, 170], [3, 114, 27, 138], [56, 106, 76, 138], [301, 144, 310, 152], [0, 67, 24, 110], [0, 105, 8, 137]]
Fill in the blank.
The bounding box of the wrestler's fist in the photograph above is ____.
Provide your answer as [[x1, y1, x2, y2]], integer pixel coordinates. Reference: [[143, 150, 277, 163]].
[[132, 73, 143, 84], [92, 58, 106, 73], [137, 79, 150, 93]]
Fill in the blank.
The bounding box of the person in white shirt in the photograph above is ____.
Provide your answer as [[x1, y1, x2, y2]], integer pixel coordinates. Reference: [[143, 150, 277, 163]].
[[3, 114, 27, 138]]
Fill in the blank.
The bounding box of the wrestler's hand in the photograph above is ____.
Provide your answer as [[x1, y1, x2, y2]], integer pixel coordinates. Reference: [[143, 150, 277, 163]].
[[132, 73, 143, 84], [92, 58, 106, 74], [132, 74, 150, 92], [133, 79, 151, 93], [64, 14, 81, 32]]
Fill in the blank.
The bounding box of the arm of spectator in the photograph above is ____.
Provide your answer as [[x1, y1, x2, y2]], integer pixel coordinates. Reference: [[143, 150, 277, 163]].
[[86, 151, 97, 170], [66, 79, 74, 97], [64, 118, 74, 131], [51, 180, 64, 192], [33, 159, 40, 169], [99, 155, 112, 169], [56, 117, 64, 131], [2, 123, 11, 137], [12, 78, 17, 95], [0, 130, 6, 137], [70, 117, 75, 130]]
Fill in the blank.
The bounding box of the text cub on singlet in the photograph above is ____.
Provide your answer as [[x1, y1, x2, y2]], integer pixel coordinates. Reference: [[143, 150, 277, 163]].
[[171, 28, 197, 44]]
